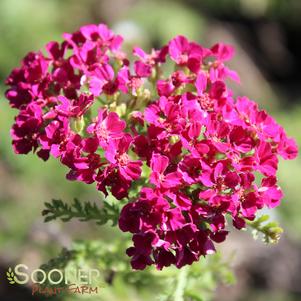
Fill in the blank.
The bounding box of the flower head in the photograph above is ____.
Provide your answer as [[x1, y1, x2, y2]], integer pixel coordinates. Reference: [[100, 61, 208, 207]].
[[4, 26, 298, 271]]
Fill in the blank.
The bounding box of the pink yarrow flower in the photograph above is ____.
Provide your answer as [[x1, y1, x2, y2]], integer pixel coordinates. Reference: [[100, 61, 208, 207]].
[[4, 25, 298, 271]]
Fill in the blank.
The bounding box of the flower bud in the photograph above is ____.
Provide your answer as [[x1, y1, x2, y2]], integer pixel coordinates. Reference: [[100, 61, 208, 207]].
[[71, 116, 85, 133]]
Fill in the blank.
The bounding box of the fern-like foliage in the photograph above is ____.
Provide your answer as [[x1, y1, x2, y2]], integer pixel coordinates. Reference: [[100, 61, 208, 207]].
[[247, 214, 283, 244], [42, 198, 120, 226], [38, 240, 235, 301]]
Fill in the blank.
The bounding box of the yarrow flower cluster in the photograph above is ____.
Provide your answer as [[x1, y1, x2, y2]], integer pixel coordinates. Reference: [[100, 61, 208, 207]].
[[5, 24, 298, 270]]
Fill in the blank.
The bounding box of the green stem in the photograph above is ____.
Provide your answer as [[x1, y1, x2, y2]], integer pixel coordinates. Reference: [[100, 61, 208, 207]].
[[174, 266, 188, 301]]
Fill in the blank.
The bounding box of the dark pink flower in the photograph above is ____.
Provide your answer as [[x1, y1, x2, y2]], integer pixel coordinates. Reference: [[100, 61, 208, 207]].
[[105, 134, 142, 182], [258, 176, 283, 208], [150, 153, 182, 189], [4, 24, 298, 271], [256, 141, 278, 176], [87, 109, 126, 148], [55, 94, 94, 117], [89, 64, 117, 96]]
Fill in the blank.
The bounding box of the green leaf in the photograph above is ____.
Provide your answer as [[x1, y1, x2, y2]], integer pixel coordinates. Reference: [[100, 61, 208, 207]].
[[257, 214, 270, 223], [185, 291, 204, 301], [247, 214, 283, 244], [42, 197, 121, 227], [44, 216, 56, 223]]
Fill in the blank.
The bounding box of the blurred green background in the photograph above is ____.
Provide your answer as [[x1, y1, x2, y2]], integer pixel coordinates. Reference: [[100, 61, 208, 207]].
[[0, 0, 301, 300]]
